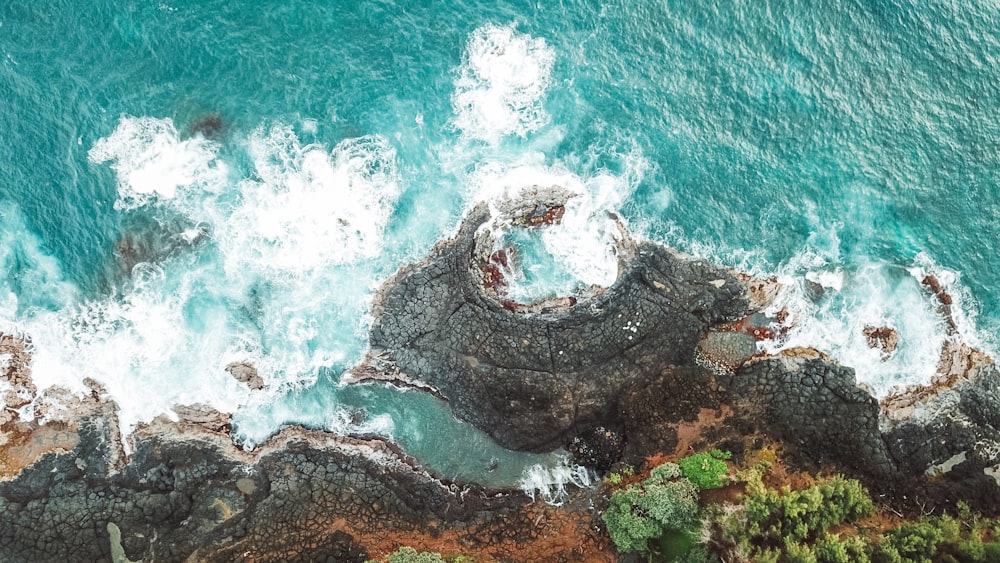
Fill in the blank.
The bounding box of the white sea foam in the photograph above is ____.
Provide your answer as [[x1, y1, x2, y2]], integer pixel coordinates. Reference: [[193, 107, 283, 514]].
[[519, 457, 594, 505], [469, 155, 645, 300], [907, 252, 985, 349], [0, 116, 404, 447], [220, 125, 400, 274], [759, 252, 968, 396], [452, 23, 556, 144], [87, 116, 228, 208]]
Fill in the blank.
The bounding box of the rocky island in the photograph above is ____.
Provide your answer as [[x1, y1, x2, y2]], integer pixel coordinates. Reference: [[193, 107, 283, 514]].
[[2, 194, 999, 562]]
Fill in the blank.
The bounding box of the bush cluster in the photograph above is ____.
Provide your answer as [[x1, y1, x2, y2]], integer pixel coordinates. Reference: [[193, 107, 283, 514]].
[[871, 509, 1000, 563], [678, 449, 731, 490], [602, 462, 701, 556]]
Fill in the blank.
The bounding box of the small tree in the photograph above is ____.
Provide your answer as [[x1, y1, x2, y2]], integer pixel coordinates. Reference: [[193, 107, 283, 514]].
[[603, 462, 701, 556]]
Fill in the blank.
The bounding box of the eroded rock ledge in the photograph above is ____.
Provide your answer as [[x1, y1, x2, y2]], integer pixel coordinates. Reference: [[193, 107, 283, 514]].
[[358, 204, 1000, 513], [365, 204, 749, 452], [0, 335, 609, 562], [0, 391, 609, 562]]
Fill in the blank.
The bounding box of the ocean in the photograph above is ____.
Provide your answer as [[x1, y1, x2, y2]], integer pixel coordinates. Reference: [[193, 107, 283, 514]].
[[1, 0, 997, 493]]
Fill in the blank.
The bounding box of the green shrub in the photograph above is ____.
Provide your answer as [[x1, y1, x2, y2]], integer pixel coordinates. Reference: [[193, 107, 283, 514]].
[[678, 452, 730, 490], [373, 547, 446, 563], [710, 449, 732, 460], [743, 476, 875, 546], [872, 512, 994, 563], [876, 521, 942, 563], [814, 535, 871, 563], [984, 542, 1000, 562], [648, 462, 683, 483], [602, 465, 700, 555], [675, 545, 720, 563]]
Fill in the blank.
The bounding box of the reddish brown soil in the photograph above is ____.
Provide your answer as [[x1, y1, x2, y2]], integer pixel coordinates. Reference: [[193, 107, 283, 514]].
[[353, 500, 614, 562], [0, 420, 79, 480]]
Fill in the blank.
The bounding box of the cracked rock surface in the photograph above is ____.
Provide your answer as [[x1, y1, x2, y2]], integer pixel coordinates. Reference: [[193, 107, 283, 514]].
[[365, 207, 1000, 513], [369, 205, 749, 452]]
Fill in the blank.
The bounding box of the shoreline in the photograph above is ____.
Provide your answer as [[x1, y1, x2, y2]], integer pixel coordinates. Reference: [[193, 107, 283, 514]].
[[2, 198, 1000, 560]]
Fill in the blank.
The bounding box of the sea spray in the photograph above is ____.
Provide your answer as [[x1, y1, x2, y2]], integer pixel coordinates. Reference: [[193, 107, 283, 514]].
[[1, 116, 404, 444], [451, 23, 555, 144], [519, 457, 594, 506], [468, 156, 644, 302], [87, 116, 228, 207], [222, 126, 401, 273], [760, 256, 964, 397]]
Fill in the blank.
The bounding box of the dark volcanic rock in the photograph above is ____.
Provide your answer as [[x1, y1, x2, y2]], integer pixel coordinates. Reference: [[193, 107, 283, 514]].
[[0, 418, 519, 563], [722, 355, 895, 481], [365, 206, 1000, 513], [567, 426, 626, 472], [369, 205, 749, 452]]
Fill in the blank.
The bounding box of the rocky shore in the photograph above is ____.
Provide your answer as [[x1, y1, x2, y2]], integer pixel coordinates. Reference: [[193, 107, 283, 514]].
[[0, 360, 608, 562], [3, 196, 1000, 560], [358, 200, 1000, 511]]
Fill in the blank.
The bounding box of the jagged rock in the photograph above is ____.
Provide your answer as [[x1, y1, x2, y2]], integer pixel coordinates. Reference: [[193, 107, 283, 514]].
[[168, 404, 232, 434], [723, 355, 896, 480], [0, 334, 37, 404], [863, 325, 899, 360], [804, 278, 825, 302], [492, 185, 576, 226], [567, 426, 626, 472], [0, 416, 523, 562], [226, 362, 265, 390], [937, 340, 991, 381], [921, 274, 959, 334], [736, 273, 782, 310]]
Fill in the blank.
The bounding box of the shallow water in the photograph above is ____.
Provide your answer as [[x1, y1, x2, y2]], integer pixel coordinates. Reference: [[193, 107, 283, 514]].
[[2, 1, 998, 490]]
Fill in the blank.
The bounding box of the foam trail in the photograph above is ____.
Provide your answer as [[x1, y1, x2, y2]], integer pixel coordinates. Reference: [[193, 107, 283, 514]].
[[519, 457, 594, 505], [0, 204, 79, 315], [3, 116, 404, 447], [452, 23, 555, 144], [87, 116, 228, 207]]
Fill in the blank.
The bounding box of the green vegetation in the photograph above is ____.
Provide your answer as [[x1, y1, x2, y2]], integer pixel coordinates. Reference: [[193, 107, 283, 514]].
[[602, 462, 701, 557], [870, 509, 1000, 563], [717, 473, 874, 561], [601, 448, 1000, 563], [744, 476, 874, 545], [677, 449, 731, 490]]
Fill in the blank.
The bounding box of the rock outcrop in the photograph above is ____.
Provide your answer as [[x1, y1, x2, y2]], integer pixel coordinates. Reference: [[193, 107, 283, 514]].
[[360, 204, 1000, 512], [5, 198, 1000, 561], [0, 403, 611, 562], [367, 204, 749, 452]]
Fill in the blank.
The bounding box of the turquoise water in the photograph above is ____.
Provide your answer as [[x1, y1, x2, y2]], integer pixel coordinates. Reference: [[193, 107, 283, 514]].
[[2, 1, 999, 488]]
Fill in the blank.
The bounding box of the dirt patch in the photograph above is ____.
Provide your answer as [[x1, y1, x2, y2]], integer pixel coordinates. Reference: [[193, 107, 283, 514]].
[[672, 406, 734, 457], [700, 482, 746, 505], [0, 421, 79, 480], [338, 498, 613, 563]]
